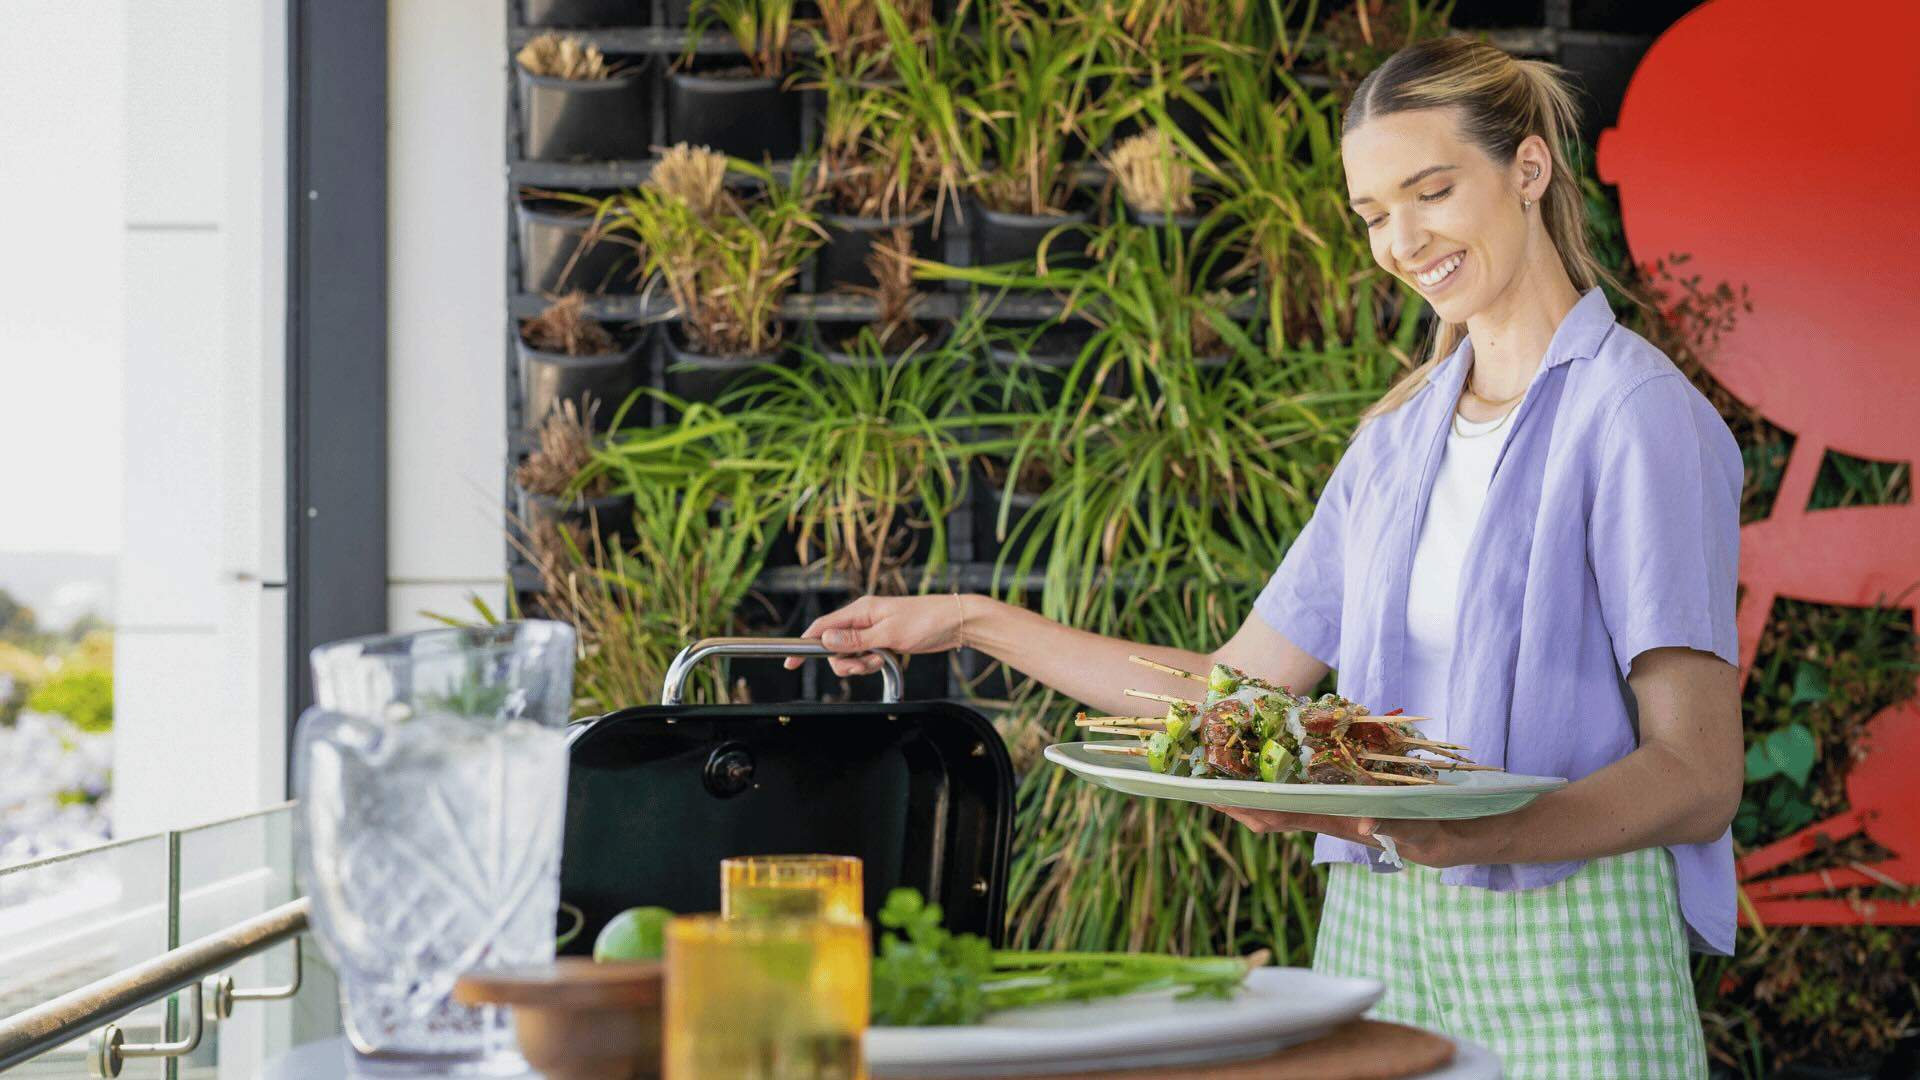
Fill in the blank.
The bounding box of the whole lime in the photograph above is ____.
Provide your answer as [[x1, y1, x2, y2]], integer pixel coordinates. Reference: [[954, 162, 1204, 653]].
[[593, 906, 675, 962]]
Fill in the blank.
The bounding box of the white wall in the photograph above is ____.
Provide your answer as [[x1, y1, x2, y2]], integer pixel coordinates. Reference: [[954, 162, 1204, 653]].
[[0, 1, 125, 556], [112, 0, 511, 841], [113, 0, 288, 837], [386, 0, 510, 631], [103, 0, 509, 833]]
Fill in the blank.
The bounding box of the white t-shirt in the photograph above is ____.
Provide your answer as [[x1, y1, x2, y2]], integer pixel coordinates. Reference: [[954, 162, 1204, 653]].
[[1403, 405, 1517, 745]]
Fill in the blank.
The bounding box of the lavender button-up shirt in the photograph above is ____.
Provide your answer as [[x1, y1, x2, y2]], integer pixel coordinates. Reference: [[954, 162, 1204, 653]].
[[1254, 285, 1742, 955]]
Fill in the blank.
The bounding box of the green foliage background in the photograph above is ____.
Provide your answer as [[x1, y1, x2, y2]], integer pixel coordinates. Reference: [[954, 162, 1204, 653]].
[[518, 2, 1918, 1071]]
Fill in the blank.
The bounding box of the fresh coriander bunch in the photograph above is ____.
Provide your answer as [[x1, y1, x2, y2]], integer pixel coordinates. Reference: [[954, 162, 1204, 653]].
[[871, 887, 1265, 1027]]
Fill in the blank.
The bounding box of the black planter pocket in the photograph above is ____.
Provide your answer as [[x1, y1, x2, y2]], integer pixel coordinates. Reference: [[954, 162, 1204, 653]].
[[523, 0, 651, 25], [809, 320, 951, 367], [517, 330, 650, 433], [516, 485, 634, 548], [518, 64, 653, 162], [659, 324, 783, 404], [1122, 201, 1243, 288], [815, 207, 940, 291], [972, 458, 1054, 574], [1122, 202, 1202, 252], [966, 194, 1094, 277], [1112, 76, 1226, 150], [983, 322, 1113, 409], [666, 69, 802, 162], [517, 196, 642, 294]]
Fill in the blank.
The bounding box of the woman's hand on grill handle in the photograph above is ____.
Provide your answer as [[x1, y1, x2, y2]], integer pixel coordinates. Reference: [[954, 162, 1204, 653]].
[[784, 593, 980, 677]]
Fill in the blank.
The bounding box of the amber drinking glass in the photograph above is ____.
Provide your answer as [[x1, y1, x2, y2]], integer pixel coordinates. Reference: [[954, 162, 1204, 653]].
[[720, 854, 864, 924], [663, 915, 869, 1080]]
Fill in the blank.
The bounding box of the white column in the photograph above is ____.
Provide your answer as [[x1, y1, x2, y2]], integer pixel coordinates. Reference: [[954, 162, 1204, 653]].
[[114, 0, 288, 838], [386, 0, 511, 631]]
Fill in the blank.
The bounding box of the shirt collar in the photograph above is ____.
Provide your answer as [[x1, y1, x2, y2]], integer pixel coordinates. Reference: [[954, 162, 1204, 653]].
[[1541, 285, 1619, 369]]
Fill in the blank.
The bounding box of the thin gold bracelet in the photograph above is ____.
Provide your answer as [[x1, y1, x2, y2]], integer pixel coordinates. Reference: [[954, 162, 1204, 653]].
[[951, 589, 969, 650]]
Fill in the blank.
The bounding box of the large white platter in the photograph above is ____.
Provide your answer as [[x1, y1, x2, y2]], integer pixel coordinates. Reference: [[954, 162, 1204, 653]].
[[1046, 741, 1566, 820], [865, 967, 1383, 1078]]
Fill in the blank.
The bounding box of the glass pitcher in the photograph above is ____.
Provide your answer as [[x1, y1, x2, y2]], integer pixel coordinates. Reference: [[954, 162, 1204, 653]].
[[293, 621, 576, 1076]]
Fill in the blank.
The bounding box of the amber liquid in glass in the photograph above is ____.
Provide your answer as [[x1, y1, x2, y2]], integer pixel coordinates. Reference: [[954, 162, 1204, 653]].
[[664, 915, 869, 1080], [720, 854, 864, 925]]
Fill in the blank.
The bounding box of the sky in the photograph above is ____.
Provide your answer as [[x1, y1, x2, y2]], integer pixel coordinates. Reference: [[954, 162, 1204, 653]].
[[0, 1, 126, 559]]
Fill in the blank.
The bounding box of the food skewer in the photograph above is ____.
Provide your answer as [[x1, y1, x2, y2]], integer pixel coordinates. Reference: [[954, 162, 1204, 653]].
[[1403, 737, 1467, 750], [1358, 751, 1501, 772], [1125, 688, 1198, 707], [1364, 771, 1436, 785], [1073, 713, 1165, 728], [1085, 665, 1505, 788], [1082, 743, 1149, 756], [1127, 655, 1209, 684]]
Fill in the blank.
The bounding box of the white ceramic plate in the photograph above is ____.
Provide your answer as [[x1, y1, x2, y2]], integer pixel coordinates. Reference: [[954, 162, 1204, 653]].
[[865, 967, 1383, 1078], [1045, 742, 1566, 820]]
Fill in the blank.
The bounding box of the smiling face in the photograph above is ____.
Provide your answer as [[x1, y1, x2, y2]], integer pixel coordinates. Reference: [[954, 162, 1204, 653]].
[[1343, 106, 1542, 322]]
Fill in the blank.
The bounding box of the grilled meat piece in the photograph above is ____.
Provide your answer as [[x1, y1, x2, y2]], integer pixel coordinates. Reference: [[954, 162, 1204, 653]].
[[1205, 742, 1259, 779]]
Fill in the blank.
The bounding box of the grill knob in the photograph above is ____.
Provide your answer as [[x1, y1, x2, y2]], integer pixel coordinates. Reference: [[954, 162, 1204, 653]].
[[703, 743, 755, 798]]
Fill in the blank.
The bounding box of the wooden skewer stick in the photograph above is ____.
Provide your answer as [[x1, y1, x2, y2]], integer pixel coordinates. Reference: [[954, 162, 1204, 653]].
[[1085, 725, 1158, 738], [1364, 770, 1435, 785], [1402, 737, 1467, 750], [1073, 714, 1163, 727], [1125, 688, 1198, 707], [1359, 752, 1502, 772], [1127, 655, 1208, 684], [1082, 742, 1148, 756], [1399, 741, 1475, 762]]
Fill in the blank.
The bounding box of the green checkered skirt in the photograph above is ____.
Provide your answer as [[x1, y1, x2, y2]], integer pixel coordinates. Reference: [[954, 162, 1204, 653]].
[[1313, 846, 1708, 1078]]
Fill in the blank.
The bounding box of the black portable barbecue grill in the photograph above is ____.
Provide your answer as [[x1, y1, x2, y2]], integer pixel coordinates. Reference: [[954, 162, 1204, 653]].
[[559, 637, 1016, 952]]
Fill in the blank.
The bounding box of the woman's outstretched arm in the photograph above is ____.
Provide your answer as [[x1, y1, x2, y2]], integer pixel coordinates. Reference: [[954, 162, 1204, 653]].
[[785, 594, 1329, 719]]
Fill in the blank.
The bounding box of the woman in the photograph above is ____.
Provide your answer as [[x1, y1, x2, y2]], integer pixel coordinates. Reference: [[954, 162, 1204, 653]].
[[787, 37, 1741, 1077]]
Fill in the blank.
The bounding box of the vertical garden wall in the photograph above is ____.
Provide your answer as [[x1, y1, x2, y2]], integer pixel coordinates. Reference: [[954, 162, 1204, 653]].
[[495, 2, 1917, 1075]]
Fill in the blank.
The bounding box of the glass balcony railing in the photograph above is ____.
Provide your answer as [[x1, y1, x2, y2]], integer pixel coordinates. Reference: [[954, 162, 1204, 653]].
[[0, 804, 342, 1077]]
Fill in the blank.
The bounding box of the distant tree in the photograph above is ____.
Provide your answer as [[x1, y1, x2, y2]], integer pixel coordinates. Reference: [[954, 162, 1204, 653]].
[[65, 611, 111, 643], [0, 589, 38, 642]]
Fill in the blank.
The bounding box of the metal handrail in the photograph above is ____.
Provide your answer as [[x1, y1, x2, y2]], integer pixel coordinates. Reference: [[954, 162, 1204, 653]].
[[0, 898, 310, 1071]]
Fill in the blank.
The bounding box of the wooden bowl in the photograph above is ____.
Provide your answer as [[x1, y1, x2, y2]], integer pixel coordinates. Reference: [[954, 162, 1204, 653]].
[[453, 958, 664, 1080]]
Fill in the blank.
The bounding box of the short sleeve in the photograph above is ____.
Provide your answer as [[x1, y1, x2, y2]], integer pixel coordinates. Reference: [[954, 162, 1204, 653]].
[[1589, 374, 1742, 679], [1253, 437, 1364, 667]]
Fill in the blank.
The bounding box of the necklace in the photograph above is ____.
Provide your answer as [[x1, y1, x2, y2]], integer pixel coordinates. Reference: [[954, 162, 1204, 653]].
[[1452, 401, 1518, 439], [1463, 374, 1526, 406]]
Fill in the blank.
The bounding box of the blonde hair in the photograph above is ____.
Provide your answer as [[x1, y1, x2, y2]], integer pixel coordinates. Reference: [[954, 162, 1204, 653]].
[[1346, 37, 1637, 422]]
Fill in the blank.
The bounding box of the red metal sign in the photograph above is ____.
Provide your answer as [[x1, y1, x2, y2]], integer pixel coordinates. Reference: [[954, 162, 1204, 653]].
[[1596, 0, 1920, 926]]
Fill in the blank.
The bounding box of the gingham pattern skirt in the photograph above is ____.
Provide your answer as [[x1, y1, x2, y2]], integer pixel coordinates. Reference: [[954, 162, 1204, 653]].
[[1313, 846, 1708, 1078]]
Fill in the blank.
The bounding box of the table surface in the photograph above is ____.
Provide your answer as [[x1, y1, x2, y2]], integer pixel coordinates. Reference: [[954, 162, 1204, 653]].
[[264, 1025, 1503, 1079]]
